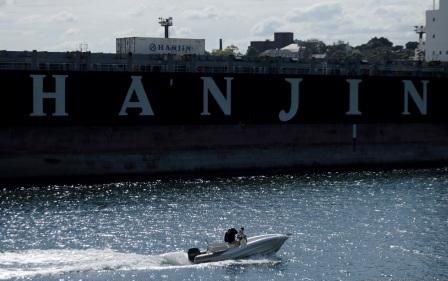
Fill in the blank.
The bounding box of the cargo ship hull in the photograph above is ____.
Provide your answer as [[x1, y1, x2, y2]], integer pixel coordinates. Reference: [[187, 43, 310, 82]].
[[1, 70, 448, 179]]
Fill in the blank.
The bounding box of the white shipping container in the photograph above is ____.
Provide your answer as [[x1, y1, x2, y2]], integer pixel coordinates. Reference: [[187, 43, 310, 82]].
[[116, 37, 206, 55]]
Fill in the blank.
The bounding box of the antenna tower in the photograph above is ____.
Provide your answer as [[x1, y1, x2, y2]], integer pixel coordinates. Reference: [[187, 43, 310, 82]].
[[158, 17, 173, 39]]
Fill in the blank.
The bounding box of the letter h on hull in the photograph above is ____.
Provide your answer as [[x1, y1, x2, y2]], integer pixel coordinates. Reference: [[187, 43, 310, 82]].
[[30, 75, 68, 117]]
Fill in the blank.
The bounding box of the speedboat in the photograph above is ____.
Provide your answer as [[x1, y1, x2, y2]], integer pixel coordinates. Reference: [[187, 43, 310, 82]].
[[187, 234, 289, 264]]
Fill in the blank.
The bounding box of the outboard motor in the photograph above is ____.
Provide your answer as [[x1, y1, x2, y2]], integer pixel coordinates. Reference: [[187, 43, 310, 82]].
[[187, 248, 201, 262]]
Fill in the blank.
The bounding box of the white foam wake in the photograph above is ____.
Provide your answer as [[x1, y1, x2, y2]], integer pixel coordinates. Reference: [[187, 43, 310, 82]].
[[0, 249, 278, 280]]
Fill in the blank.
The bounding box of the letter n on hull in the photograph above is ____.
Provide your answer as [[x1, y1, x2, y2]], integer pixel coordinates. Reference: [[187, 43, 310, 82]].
[[201, 77, 233, 116], [402, 80, 429, 115]]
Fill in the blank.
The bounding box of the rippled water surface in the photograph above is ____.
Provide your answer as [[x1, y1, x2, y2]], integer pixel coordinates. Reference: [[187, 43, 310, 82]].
[[1, 168, 448, 280]]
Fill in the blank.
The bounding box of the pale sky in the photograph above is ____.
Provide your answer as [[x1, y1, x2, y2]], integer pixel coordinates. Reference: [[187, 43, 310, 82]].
[[0, 0, 437, 53]]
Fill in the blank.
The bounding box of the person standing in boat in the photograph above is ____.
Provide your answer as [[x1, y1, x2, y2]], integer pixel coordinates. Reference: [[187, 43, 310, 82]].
[[237, 227, 247, 246]]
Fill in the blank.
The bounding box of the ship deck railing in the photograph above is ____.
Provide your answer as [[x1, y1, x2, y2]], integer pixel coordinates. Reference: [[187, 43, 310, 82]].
[[1, 50, 447, 77]]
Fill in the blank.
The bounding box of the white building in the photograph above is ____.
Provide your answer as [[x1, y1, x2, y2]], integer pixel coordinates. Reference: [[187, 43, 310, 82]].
[[425, 0, 448, 61], [260, 44, 304, 58]]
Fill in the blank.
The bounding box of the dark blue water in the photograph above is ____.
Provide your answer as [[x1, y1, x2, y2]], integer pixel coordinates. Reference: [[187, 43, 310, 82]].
[[1, 168, 447, 280]]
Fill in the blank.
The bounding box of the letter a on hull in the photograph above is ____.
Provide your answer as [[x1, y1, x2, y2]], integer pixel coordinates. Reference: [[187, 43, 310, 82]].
[[119, 76, 154, 116]]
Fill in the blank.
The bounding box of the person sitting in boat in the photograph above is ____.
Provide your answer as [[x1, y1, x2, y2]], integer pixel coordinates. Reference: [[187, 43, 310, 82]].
[[224, 228, 238, 244], [237, 227, 247, 246]]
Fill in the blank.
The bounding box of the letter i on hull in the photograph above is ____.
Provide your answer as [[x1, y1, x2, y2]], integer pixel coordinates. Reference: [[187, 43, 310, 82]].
[[346, 79, 362, 116]]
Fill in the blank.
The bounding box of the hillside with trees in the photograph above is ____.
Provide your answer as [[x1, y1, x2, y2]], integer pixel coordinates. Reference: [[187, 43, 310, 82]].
[[245, 37, 419, 63]]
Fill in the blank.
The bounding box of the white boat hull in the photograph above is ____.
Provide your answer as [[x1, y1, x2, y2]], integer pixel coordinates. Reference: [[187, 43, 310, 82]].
[[189, 234, 289, 264]]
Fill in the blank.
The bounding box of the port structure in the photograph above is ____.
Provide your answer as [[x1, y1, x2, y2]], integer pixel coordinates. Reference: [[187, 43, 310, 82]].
[[158, 17, 173, 39], [414, 25, 426, 61]]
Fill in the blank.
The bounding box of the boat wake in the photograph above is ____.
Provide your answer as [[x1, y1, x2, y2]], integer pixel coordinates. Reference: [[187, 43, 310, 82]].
[[0, 249, 280, 280]]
